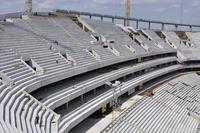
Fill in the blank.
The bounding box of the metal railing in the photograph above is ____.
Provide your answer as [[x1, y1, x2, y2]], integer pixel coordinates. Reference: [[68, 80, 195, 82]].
[[1, 10, 200, 31], [55, 9, 200, 32]]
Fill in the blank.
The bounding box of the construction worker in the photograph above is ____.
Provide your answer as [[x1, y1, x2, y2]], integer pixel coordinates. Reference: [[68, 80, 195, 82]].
[[54, 40, 58, 45]]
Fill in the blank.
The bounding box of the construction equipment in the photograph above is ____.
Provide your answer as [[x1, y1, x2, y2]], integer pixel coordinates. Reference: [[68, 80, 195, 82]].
[[25, 0, 32, 13], [111, 81, 121, 132], [125, 0, 131, 26]]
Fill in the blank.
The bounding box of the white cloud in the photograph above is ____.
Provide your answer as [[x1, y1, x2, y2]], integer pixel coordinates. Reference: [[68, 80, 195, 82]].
[[0, 0, 23, 9], [0, 0, 178, 11], [153, 7, 166, 12], [91, 0, 120, 5], [90, 0, 176, 5], [35, 0, 56, 8], [171, 4, 180, 8], [134, 0, 175, 4], [192, 0, 200, 6], [184, 9, 190, 13]]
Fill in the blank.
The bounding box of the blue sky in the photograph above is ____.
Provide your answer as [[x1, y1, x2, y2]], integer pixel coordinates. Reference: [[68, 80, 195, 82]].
[[0, 0, 199, 25]]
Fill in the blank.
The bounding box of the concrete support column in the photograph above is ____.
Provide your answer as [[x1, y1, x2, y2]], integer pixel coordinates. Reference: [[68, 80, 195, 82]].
[[139, 84, 143, 90], [124, 19, 126, 26], [148, 22, 151, 30], [190, 26, 193, 32], [136, 20, 139, 29], [105, 84, 108, 89], [123, 76, 127, 81], [80, 95, 84, 102], [161, 23, 165, 30], [109, 97, 118, 108], [131, 73, 135, 77], [138, 57, 142, 63], [139, 70, 142, 75], [175, 25, 178, 31], [109, 101, 113, 108], [128, 88, 135, 95], [112, 18, 115, 23], [102, 104, 107, 113], [94, 88, 97, 95], [65, 102, 68, 109], [101, 16, 103, 21]]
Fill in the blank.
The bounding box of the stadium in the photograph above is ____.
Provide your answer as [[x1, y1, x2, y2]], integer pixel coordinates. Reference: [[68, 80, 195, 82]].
[[1, 0, 200, 133]]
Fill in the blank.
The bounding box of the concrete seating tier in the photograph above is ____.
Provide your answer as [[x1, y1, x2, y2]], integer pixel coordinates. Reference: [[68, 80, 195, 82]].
[[59, 64, 185, 133], [186, 32, 200, 48], [0, 50, 59, 133], [135, 34, 161, 52], [162, 31, 188, 49], [142, 30, 173, 50], [39, 56, 177, 110], [103, 73, 200, 133], [82, 18, 147, 55], [1, 14, 200, 133]]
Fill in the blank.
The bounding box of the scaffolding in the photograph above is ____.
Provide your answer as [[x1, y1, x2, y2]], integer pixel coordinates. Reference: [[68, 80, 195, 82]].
[[111, 81, 121, 133]]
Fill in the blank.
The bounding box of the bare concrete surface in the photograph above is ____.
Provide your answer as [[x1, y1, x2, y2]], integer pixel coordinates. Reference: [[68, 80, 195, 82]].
[[70, 95, 143, 133]]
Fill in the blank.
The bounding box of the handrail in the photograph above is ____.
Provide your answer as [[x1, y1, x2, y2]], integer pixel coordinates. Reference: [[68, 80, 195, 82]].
[[1, 10, 200, 31], [55, 9, 200, 31]]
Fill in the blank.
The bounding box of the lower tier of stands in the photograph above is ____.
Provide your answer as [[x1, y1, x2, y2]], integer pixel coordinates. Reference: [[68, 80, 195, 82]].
[[58, 65, 200, 133], [103, 73, 200, 133]]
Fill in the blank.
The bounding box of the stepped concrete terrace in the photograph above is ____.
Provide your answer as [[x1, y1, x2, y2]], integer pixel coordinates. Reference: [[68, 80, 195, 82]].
[[1, 11, 200, 133]]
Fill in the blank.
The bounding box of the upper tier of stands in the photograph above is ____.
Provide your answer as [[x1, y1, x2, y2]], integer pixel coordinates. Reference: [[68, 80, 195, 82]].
[[82, 18, 175, 55], [141, 30, 173, 50], [163, 31, 200, 61]]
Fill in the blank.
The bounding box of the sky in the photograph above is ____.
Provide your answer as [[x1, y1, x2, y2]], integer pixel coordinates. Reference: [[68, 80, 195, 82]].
[[0, 0, 199, 25]]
